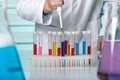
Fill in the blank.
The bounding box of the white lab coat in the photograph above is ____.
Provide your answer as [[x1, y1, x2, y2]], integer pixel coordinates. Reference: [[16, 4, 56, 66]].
[[99, 0, 120, 39], [16, 0, 103, 54]]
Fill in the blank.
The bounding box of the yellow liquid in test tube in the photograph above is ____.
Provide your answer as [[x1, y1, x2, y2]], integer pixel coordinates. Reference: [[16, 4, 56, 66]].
[[52, 42, 56, 56], [52, 32, 57, 56]]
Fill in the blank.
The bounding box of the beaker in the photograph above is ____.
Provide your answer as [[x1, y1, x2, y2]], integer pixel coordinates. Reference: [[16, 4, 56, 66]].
[[98, 1, 120, 80], [0, 33, 25, 80]]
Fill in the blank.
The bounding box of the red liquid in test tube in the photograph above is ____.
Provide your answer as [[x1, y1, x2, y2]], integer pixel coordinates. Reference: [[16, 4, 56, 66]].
[[33, 32, 38, 55], [57, 32, 62, 56], [71, 32, 75, 56], [88, 46, 91, 55], [48, 49, 52, 55], [33, 44, 37, 55], [57, 48, 61, 56], [71, 48, 75, 56]]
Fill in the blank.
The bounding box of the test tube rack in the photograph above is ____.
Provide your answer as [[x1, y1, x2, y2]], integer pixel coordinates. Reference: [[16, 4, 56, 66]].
[[30, 55, 99, 80], [31, 55, 94, 68], [31, 31, 98, 80]]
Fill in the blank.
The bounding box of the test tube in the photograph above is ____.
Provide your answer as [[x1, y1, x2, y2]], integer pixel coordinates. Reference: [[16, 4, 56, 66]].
[[64, 31, 69, 55], [57, 32, 62, 56], [87, 31, 91, 55], [66, 32, 71, 56], [82, 31, 87, 55], [48, 31, 52, 55], [38, 32, 43, 55], [75, 31, 80, 55], [33, 31, 38, 55], [71, 32, 75, 56], [61, 32, 65, 57], [52, 32, 57, 56], [87, 31, 91, 66]]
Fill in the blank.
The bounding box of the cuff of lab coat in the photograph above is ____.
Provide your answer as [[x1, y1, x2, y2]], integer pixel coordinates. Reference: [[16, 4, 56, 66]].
[[98, 36, 104, 39], [42, 11, 52, 25]]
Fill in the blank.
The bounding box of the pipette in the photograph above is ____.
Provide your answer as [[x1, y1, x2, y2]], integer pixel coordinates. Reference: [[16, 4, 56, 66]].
[[57, 7, 63, 33]]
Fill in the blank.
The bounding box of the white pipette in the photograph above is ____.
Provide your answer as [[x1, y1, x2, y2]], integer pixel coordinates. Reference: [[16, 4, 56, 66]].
[[57, 7, 63, 32]]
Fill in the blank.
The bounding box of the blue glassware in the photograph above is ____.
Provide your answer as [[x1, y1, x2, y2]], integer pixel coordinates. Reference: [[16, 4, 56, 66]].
[[0, 46, 25, 80]]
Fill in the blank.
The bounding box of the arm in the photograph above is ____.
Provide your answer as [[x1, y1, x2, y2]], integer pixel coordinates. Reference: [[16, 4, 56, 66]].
[[16, 0, 63, 25], [97, 2, 112, 51]]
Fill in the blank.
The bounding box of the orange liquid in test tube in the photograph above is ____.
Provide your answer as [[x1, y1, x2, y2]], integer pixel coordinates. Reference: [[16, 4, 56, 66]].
[[66, 44, 70, 56]]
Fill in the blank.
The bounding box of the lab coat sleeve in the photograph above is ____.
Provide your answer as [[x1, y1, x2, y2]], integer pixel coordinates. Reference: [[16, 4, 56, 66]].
[[16, 0, 52, 25], [99, 2, 112, 38]]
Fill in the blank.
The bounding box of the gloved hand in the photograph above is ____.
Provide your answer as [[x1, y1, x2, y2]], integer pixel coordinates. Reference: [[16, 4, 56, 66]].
[[43, 0, 64, 14], [97, 38, 103, 51]]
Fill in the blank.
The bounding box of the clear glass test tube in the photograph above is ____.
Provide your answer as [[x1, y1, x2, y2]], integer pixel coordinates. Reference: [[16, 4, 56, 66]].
[[52, 32, 57, 56], [82, 31, 87, 55], [64, 31, 69, 56], [33, 31, 38, 55], [86, 31, 91, 66], [75, 31, 80, 56], [87, 31, 91, 55], [61, 32, 65, 57], [66, 32, 71, 56], [38, 32, 43, 55], [57, 32, 62, 56], [48, 31, 52, 55], [71, 32, 75, 56]]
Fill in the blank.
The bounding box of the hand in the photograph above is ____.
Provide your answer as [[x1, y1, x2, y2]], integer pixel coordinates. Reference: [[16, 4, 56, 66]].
[[97, 38, 103, 51], [43, 0, 64, 14]]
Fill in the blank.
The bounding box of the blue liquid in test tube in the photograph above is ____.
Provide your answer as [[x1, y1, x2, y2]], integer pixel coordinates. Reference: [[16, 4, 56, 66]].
[[61, 32, 65, 57], [61, 42, 65, 56], [76, 43, 80, 55], [83, 41, 86, 55], [75, 31, 80, 55], [82, 31, 87, 55]]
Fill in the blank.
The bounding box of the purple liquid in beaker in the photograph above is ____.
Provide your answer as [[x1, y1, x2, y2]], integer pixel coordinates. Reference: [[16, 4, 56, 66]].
[[98, 40, 120, 75]]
